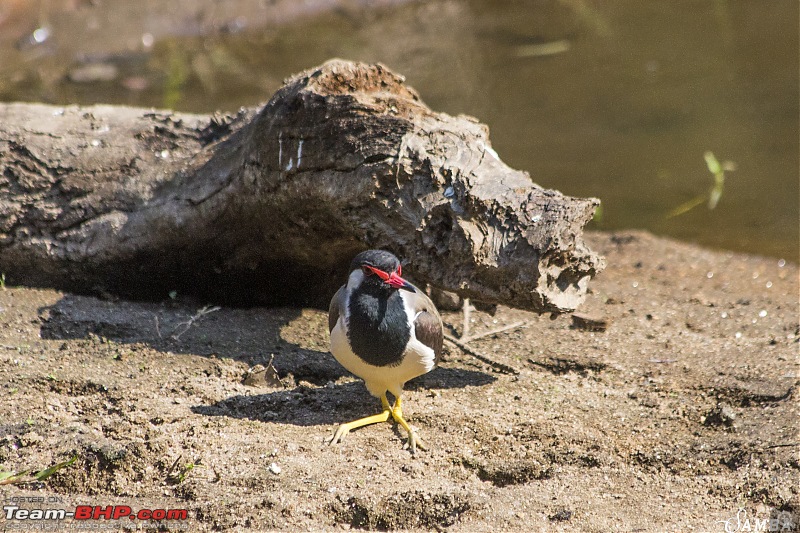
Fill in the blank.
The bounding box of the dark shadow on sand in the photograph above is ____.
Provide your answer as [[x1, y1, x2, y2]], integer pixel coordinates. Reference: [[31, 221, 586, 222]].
[[190, 367, 496, 427], [38, 293, 497, 427]]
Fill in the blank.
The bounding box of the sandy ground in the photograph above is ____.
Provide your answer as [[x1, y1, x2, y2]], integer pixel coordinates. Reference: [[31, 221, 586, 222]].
[[0, 231, 797, 532]]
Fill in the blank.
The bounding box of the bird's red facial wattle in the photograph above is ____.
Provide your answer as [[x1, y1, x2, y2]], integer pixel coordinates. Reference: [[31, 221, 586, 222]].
[[361, 264, 416, 292]]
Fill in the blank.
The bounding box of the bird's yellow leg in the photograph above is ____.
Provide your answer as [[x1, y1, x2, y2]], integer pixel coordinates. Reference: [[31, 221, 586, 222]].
[[328, 395, 392, 445], [390, 397, 427, 452]]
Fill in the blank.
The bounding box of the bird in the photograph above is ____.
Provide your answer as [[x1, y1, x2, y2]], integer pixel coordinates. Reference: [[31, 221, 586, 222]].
[[328, 249, 442, 452]]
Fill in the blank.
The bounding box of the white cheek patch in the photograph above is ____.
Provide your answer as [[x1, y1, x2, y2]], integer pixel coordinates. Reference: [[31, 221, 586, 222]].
[[399, 291, 419, 329], [399, 290, 436, 373], [341, 269, 364, 329], [347, 269, 364, 291]]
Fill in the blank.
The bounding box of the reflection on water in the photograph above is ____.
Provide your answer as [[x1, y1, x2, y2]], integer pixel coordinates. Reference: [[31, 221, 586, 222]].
[[1, 0, 797, 259]]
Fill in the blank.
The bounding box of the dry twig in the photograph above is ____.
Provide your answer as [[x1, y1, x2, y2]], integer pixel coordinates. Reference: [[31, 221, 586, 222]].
[[460, 320, 529, 344], [171, 306, 221, 340]]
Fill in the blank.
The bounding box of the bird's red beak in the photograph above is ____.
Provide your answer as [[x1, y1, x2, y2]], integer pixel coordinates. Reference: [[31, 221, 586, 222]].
[[363, 265, 416, 292]]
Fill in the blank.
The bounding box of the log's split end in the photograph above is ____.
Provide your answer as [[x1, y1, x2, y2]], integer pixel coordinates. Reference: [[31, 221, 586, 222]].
[[0, 59, 604, 313]]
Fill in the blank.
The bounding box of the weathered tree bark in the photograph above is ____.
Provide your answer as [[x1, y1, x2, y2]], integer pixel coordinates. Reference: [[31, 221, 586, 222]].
[[0, 60, 604, 312]]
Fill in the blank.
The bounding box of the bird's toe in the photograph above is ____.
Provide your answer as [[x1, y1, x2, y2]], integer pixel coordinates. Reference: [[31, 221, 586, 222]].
[[404, 428, 427, 453], [328, 425, 350, 445]]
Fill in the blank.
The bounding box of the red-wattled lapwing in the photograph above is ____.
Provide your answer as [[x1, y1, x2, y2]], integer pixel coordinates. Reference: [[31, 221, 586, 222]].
[[328, 250, 442, 452]]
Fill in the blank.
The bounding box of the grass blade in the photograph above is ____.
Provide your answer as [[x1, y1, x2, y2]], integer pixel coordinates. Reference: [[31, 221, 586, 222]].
[[34, 455, 77, 481], [666, 194, 706, 218]]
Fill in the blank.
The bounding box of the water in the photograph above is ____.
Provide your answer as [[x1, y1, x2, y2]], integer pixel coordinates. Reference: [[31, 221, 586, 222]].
[[1, 0, 797, 259]]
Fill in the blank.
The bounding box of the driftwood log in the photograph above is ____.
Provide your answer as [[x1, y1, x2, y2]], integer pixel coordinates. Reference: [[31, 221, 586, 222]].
[[0, 60, 604, 312]]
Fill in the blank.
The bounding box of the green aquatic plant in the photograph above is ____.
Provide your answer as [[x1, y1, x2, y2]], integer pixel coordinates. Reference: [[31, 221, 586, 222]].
[[591, 202, 604, 224], [163, 42, 189, 109], [667, 151, 736, 218]]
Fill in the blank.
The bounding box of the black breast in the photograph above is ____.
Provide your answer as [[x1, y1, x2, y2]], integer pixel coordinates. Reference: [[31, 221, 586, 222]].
[[347, 287, 410, 367]]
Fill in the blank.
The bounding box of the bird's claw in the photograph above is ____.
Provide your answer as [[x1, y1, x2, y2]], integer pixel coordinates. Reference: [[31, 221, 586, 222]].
[[403, 428, 427, 453], [328, 425, 350, 445]]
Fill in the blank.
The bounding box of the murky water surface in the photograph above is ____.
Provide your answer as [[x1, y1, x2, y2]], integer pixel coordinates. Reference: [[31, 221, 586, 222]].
[[1, 0, 797, 259]]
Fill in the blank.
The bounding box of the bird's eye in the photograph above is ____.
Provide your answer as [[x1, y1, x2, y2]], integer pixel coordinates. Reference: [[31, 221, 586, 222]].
[[361, 265, 373, 276], [397, 265, 402, 276]]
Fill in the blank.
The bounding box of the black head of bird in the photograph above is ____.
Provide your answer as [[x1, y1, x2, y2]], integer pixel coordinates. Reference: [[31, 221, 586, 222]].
[[327, 249, 443, 452], [349, 249, 415, 292]]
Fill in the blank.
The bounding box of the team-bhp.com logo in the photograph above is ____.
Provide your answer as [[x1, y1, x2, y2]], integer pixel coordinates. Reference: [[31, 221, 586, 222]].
[[4, 504, 188, 523], [718, 508, 796, 533]]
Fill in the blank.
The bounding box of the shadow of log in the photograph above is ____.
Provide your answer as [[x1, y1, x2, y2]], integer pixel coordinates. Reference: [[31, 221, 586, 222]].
[[37, 293, 496, 426]]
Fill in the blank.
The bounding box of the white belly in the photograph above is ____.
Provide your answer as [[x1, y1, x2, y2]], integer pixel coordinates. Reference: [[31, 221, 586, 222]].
[[330, 316, 435, 399]]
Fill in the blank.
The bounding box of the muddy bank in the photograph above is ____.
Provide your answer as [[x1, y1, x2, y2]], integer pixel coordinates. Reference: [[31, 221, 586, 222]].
[[0, 231, 797, 531]]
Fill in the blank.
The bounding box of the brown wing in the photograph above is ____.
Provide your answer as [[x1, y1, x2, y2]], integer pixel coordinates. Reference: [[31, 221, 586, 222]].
[[328, 285, 346, 333], [411, 287, 443, 365]]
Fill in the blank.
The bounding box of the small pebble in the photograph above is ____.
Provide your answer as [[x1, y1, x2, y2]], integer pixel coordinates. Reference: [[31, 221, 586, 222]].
[[32, 27, 51, 44], [268, 462, 281, 475]]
